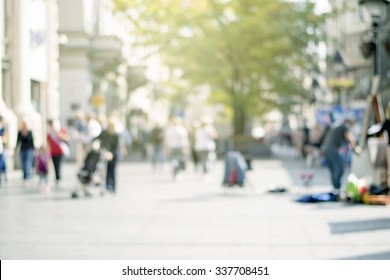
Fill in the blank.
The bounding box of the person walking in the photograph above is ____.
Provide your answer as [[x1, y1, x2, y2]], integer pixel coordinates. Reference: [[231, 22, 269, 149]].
[[0, 116, 8, 185], [47, 119, 69, 187], [164, 117, 189, 180], [16, 120, 35, 186], [35, 145, 51, 193], [189, 121, 200, 171], [72, 110, 87, 168], [108, 111, 127, 161], [301, 122, 310, 159], [194, 117, 218, 177], [96, 118, 119, 193], [321, 117, 361, 198], [150, 123, 165, 171], [84, 112, 102, 144]]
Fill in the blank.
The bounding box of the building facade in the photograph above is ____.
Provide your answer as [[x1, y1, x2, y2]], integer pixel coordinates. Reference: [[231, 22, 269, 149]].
[[58, 0, 151, 125], [327, 0, 390, 107], [0, 0, 60, 164]]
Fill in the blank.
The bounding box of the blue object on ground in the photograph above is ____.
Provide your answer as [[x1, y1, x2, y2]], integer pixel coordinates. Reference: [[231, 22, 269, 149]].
[[295, 192, 335, 203]]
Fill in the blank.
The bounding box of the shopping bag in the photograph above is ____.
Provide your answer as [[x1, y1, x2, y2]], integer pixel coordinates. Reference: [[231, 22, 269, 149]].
[[367, 137, 387, 168], [60, 141, 70, 158]]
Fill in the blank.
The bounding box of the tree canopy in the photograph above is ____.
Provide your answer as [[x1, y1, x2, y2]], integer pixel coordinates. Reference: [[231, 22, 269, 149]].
[[114, 0, 326, 135]]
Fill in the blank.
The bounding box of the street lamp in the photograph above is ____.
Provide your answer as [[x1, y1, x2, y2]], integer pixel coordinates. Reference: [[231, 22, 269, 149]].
[[358, 0, 390, 151], [358, 0, 390, 76]]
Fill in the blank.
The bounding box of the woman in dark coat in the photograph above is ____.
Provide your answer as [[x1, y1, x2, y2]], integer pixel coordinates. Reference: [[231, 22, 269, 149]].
[[16, 120, 35, 185], [96, 118, 119, 193]]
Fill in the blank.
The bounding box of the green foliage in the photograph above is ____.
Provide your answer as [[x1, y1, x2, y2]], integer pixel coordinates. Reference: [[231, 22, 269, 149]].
[[114, 0, 326, 135]]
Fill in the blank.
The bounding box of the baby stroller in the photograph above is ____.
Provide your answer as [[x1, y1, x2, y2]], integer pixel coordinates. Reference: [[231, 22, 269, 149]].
[[222, 151, 248, 187], [71, 140, 106, 198]]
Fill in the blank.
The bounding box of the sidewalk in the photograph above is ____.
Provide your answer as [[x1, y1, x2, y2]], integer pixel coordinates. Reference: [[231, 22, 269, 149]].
[[0, 158, 389, 260], [270, 143, 300, 159]]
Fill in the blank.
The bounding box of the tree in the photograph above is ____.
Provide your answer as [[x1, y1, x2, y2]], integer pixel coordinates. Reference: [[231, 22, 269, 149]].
[[114, 0, 326, 135]]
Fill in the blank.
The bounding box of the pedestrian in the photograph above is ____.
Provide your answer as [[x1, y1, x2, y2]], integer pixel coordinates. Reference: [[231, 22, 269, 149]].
[[367, 101, 390, 187], [35, 145, 51, 193], [84, 112, 102, 145], [108, 111, 127, 161], [164, 117, 189, 180], [0, 116, 8, 185], [321, 117, 361, 199], [97, 113, 107, 131], [47, 119, 69, 187], [96, 118, 119, 193], [301, 121, 310, 158], [16, 119, 35, 186], [305, 124, 330, 167], [149, 123, 165, 171], [189, 121, 200, 171], [194, 117, 218, 177], [292, 128, 304, 159], [72, 110, 87, 168]]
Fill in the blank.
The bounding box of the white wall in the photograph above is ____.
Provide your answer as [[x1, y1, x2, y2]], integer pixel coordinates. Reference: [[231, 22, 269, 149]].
[[58, 0, 88, 33], [59, 69, 93, 126]]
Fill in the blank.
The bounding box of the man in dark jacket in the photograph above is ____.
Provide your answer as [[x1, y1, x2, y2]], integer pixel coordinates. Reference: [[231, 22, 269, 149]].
[[96, 119, 119, 193], [321, 118, 361, 197]]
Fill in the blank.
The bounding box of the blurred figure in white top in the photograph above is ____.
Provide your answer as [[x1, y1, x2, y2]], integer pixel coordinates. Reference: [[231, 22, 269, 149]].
[[194, 116, 218, 177], [164, 117, 189, 180], [108, 110, 128, 161], [72, 110, 87, 168], [84, 112, 102, 145]]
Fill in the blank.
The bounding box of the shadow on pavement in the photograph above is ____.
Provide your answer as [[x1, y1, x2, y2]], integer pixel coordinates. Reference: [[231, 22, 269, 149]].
[[0, 187, 52, 197], [329, 218, 390, 234], [28, 195, 78, 202], [312, 202, 366, 210], [339, 250, 390, 260], [27, 188, 108, 202], [161, 191, 263, 203]]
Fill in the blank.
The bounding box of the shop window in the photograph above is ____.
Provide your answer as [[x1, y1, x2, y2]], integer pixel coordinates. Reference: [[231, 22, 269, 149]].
[[31, 80, 41, 112], [2, 67, 11, 107]]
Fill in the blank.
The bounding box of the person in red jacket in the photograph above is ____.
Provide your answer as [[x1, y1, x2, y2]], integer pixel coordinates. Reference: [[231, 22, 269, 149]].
[[47, 119, 69, 187]]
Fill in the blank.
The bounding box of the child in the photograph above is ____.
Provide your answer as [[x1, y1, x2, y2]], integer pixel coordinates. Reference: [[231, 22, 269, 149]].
[[0, 116, 8, 186], [36, 146, 51, 192]]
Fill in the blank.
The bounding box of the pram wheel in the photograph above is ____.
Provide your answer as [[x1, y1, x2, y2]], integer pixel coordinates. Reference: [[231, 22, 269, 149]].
[[84, 191, 92, 198], [71, 191, 79, 199]]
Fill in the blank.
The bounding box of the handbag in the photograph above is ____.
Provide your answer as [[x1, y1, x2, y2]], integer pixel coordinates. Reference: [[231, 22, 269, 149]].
[[367, 137, 387, 168], [60, 141, 70, 158], [50, 130, 70, 158]]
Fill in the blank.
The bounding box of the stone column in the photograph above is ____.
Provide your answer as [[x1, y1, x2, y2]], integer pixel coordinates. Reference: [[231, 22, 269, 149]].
[[1, 0, 17, 151], [46, 0, 60, 121], [10, 0, 32, 115], [10, 0, 44, 148], [0, 0, 4, 98]]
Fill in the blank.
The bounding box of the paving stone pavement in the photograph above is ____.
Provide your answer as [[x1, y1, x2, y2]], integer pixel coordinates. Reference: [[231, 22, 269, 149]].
[[0, 155, 390, 260]]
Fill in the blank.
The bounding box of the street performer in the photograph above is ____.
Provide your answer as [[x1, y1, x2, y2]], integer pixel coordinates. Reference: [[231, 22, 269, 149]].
[[321, 117, 361, 199]]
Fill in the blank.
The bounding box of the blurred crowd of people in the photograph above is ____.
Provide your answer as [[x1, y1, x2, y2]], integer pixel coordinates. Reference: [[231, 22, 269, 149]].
[[1, 116, 70, 192], [0, 111, 221, 194], [0, 110, 128, 194], [2, 106, 372, 199], [273, 115, 364, 198], [151, 116, 219, 181]]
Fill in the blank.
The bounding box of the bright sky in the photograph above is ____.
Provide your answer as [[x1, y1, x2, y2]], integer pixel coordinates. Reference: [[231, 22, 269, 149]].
[[314, 0, 331, 14], [287, 0, 331, 14]]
